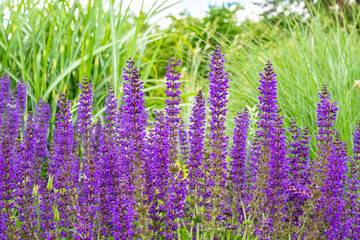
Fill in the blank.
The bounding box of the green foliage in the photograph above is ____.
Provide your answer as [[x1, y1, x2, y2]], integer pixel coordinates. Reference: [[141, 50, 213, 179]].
[[143, 2, 243, 121], [224, 2, 360, 154], [0, 0, 173, 131]]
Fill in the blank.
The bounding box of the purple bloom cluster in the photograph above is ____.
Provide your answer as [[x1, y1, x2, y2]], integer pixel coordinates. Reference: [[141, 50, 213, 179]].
[[0, 47, 359, 240]]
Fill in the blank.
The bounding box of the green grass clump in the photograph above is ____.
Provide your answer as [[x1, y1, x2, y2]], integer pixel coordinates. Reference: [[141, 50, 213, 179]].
[[0, 0, 177, 132], [224, 3, 360, 153]]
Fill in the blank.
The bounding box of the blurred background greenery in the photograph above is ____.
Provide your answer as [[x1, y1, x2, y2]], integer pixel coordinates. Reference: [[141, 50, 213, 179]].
[[1, 0, 360, 153]]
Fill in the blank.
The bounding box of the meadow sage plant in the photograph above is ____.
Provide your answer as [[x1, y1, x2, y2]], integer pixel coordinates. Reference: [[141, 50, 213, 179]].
[[0, 46, 359, 239]]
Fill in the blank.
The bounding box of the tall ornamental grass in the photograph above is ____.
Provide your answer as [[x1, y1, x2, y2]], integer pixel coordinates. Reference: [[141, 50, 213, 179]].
[[0, 0, 176, 132], [0, 46, 359, 239], [224, 3, 360, 154]]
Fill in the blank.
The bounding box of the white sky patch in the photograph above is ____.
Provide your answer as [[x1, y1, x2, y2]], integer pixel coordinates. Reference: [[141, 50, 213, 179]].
[[119, 0, 255, 28], [1, 0, 263, 29]]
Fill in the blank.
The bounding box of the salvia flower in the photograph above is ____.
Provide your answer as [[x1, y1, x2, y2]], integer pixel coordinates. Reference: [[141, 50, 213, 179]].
[[164, 59, 182, 175], [109, 177, 136, 240], [255, 217, 274, 240], [15, 113, 37, 238], [208, 46, 230, 225], [76, 78, 97, 237], [0, 50, 359, 239], [178, 120, 189, 163], [251, 60, 280, 216], [229, 107, 250, 220], [322, 132, 348, 239], [33, 98, 50, 184], [121, 58, 152, 235], [188, 90, 206, 193], [51, 93, 78, 237]]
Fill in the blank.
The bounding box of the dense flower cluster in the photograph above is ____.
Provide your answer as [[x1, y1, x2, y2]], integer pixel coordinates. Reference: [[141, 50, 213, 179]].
[[0, 46, 359, 239]]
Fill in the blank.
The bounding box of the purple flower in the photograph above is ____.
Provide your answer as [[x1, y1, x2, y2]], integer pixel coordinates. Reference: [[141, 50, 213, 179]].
[[97, 88, 119, 236], [162, 170, 187, 239], [188, 90, 206, 193], [16, 80, 27, 121], [77, 78, 94, 150], [38, 177, 56, 238], [208, 46, 229, 217], [5, 91, 21, 145], [230, 107, 250, 217], [253, 60, 280, 212], [257, 60, 279, 149], [121, 58, 148, 187], [255, 217, 274, 240], [33, 98, 51, 182], [0, 73, 11, 115], [0, 134, 17, 238], [109, 177, 136, 240], [152, 110, 171, 198], [51, 93, 78, 237], [179, 120, 189, 163], [0, 77, 19, 237], [164, 59, 182, 175], [347, 121, 360, 238], [322, 132, 348, 239], [15, 113, 38, 238], [267, 114, 289, 209], [308, 85, 339, 239], [149, 111, 170, 233], [76, 78, 98, 237], [286, 120, 311, 223]]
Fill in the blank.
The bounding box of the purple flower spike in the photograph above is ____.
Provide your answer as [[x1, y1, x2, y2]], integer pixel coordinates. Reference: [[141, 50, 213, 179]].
[[286, 121, 311, 224], [5, 91, 21, 145], [257, 61, 279, 148], [267, 114, 289, 210], [77, 78, 95, 197], [52, 93, 78, 237], [33, 98, 50, 184], [39, 177, 56, 238], [308, 85, 339, 239], [188, 90, 206, 194], [97, 88, 119, 235], [255, 217, 274, 240], [179, 120, 189, 163], [0, 73, 11, 115], [16, 113, 37, 238], [0, 129, 17, 238], [110, 177, 136, 240], [230, 107, 250, 213], [164, 58, 182, 175], [121, 58, 152, 235], [121, 58, 148, 184], [153, 110, 171, 198], [78, 78, 94, 147], [16, 80, 27, 120], [346, 128, 360, 239], [208, 45, 230, 212], [76, 78, 98, 237], [149, 110, 171, 233], [322, 132, 348, 239], [163, 170, 187, 240]]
